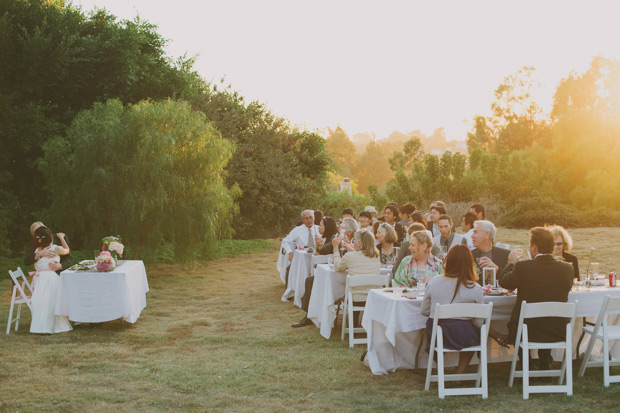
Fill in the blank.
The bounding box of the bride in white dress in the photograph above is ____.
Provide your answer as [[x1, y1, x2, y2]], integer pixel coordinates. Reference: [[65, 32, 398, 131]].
[[30, 226, 72, 334]]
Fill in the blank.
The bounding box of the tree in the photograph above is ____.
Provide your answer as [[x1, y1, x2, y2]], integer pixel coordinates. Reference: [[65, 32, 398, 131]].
[[388, 136, 424, 173], [326, 126, 357, 178], [40, 99, 235, 261]]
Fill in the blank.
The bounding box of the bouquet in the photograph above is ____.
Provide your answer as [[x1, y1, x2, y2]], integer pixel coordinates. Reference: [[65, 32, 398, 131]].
[[102, 235, 124, 261], [96, 251, 116, 272]]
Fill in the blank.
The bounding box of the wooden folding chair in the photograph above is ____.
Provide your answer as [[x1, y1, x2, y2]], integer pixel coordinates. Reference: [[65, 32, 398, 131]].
[[508, 300, 578, 399], [6, 268, 33, 334], [578, 295, 620, 387], [424, 302, 493, 399]]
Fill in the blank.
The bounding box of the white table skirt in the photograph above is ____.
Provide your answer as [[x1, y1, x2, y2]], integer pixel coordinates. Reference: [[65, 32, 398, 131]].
[[55, 260, 149, 323], [307, 264, 347, 338], [363, 286, 620, 375], [277, 240, 294, 285], [281, 249, 313, 307]]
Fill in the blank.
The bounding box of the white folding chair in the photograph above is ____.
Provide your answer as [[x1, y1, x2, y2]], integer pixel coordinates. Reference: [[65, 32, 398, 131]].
[[508, 300, 578, 399], [341, 273, 389, 347], [578, 295, 620, 386], [424, 302, 493, 399], [6, 267, 33, 334], [310, 254, 330, 277]]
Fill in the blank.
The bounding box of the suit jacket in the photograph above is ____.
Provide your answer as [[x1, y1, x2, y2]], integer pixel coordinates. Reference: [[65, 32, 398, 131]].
[[563, 251, 580, 279], [24, 234, 73, 274], [471, 246, 510, 279], [499, 255, 574, 343]]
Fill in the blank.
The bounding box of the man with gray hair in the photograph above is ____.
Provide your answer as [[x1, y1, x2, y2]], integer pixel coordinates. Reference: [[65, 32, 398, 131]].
[[282, 210, 320, 262], [471, 220, 510, 280]]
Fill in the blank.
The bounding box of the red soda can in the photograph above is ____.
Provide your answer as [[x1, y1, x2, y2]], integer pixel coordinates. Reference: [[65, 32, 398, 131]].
[[609, 272, 617, 287]]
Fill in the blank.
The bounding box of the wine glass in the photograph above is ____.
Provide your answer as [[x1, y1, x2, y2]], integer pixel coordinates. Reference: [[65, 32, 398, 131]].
[[416, 269, 427, 296]]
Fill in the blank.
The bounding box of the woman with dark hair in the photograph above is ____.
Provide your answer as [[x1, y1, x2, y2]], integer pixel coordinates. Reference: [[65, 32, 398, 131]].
[[358, 210, 373, 231], [410, 212, 428, 229], [421, 245, 507, 374], [376, 222, 398, 265], [420, 244, 483, 374], [381, 204, 406, 245], [315, 217, 338, 255], [314, 210, 324, 226], [29, 226, 72, 334]]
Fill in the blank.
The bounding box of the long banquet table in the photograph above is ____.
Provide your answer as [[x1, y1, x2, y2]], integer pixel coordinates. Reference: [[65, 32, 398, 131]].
[[55, 260, 149, 323], [281, 249, 313, 307], [362, 286, 620, 375]]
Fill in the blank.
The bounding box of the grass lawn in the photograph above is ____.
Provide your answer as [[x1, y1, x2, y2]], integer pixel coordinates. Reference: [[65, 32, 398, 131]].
[[1, 229, 620, 412]]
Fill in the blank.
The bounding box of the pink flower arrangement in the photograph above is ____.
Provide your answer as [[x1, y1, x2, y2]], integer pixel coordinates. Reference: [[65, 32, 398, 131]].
[[96, 251, 116, 272]]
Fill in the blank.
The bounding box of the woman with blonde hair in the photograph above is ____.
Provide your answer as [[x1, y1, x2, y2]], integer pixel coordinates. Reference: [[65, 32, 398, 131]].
[[548, 225, 579, 278], [331, 230, 381, 275], [393, 230, 443, 288]]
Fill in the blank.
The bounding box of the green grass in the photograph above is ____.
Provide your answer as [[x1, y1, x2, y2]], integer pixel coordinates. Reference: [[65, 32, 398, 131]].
[[1, 231, 620, 412]]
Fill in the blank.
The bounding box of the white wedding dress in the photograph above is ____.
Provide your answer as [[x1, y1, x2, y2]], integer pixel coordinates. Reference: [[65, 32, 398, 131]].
[[30, 245, 73, 334]]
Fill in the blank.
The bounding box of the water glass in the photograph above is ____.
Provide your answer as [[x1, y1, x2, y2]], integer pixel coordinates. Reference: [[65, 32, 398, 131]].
[[416, 269, 427, 295], [591, 262, 600, 278]]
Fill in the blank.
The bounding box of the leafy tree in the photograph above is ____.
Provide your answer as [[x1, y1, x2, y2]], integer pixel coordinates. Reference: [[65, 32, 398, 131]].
[[326, 126, 357, 178], [388, 136, 424, 173], [40, 99, 235, 261]]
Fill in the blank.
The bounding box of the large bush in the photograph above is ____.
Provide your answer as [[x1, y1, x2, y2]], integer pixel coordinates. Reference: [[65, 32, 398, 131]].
[[40, 99, 235, 261]]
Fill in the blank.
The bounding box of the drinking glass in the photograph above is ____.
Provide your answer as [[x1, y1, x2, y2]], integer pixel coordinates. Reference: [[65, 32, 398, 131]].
[[591, 262, 600, 278], [416, 269, 427, 296]]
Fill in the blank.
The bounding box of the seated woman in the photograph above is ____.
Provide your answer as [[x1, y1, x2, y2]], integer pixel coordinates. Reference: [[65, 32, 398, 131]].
[[331, 230, 381, 275], [30, 226, 73, 334], [335, 217, 359, 256], [380, 204, 406, 245], [410, 211, 428, 229], [420, 244, 483, 375], [549, 225, 579, 278], [376, 222, 398, 265], [392, 230, 443, 288], [314, 217, 338, 255], [358, 210, 373, 231]]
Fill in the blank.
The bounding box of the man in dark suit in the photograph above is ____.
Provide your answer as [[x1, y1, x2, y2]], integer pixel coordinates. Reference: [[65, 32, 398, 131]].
[[24, 221, 73, 274], [470, 220, 510, 280], [499, 226, 574, 369]]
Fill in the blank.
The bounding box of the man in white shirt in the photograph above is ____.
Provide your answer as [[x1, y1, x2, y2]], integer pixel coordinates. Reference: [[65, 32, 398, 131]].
[[282, 210, 320, 262], [461, 211, 477, 249], [433, 214, 465, 251]]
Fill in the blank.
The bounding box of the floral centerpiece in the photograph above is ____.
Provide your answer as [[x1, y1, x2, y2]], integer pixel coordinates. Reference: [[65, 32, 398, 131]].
[[102, 235, 124, 262], [96, 251, 116, 272]]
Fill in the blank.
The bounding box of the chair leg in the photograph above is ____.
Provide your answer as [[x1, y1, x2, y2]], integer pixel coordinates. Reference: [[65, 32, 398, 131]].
[[481, 341, 488, 399], [566, 343, 573, 395], [578, 331, 596, 377], [522, 346, 530, 400], [424, 333, 435, 391], [508, 345, 519, 387], [341, 298, 347, 341], [348, 306, 355, 348], [15, 303, 22, 331], [6, 289, 16, 335], [437, 330, 445, 399], [604, 335, 610, 387]]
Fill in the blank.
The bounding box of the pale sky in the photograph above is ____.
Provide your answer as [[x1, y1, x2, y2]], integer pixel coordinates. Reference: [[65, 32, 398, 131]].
[[72, 0, 620, 141]]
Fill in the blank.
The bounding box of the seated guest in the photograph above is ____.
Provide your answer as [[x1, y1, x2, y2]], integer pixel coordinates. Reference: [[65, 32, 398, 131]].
[[282, 210, 320, 262], [422, 244, 508, 373], [314, 217, 338, 255], [461, 211, 477, 249], [393, 231, 443, 288], [336, 217, 359, 256], [471, 220, 510, 280], [410, 211, 428, 229], [392, 223, 441, 279], [433, 214, 466, 250], [499, 227, 574, 370], [358, 210, 373, 231], [376, 223, 398, 265], [314, 210, 324, 226], [380, 204, 406, 245], [398, 203, 417, 227], [371, 221, 380, 238], [364, 205, 379, 223], [427, 205, 446, 238], [421, 244, 484, 375], [470, 203, 486, 221], [342, 208, 355, 220], [331, 230, 381, 275], [549, 225, 579, 279]]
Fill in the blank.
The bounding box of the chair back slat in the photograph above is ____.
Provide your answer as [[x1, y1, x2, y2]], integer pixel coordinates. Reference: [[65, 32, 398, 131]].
[[435, 302, 493, 320], [521, 301, 577, 319], [603, 295, 620, 313]]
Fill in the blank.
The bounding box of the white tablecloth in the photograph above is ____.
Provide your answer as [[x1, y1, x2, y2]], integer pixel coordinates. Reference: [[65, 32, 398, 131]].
[[281, 249, 313, 307], [307, 264, 347, 338], [55, 260, 149, 323], [363, 286, 620, 375], [277, 240, 294, 284]]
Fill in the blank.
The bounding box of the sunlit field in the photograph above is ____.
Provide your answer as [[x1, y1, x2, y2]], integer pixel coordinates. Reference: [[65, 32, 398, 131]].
[[1, 229, 620, 412]]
